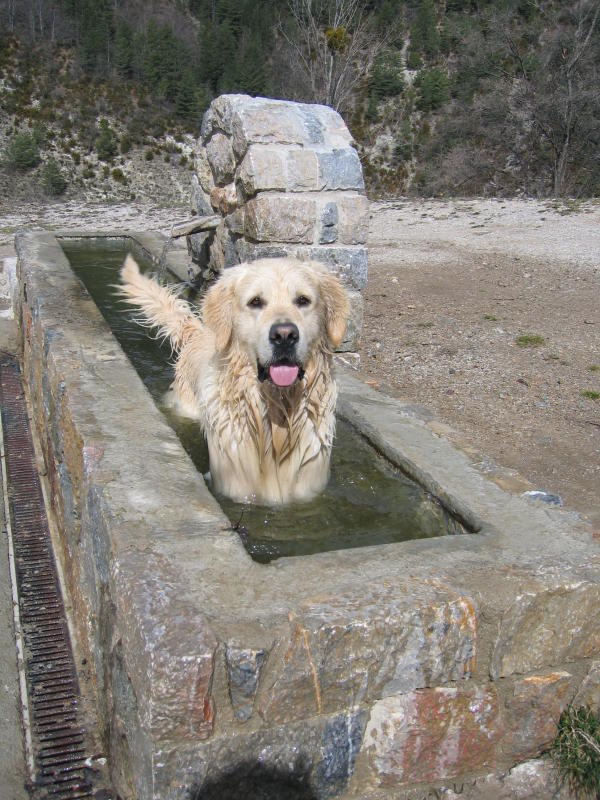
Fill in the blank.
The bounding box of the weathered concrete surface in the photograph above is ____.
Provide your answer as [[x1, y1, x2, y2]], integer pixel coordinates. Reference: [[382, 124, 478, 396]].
[[194, 95, 368, 351], [14, 229, 600, 798]]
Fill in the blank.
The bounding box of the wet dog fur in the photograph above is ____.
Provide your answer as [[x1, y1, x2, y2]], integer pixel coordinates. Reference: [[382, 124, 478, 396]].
[[119, 256, 349, 504]]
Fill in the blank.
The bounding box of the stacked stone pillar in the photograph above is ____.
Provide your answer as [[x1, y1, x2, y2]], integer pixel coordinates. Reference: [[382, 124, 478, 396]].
[[190, 94, 368, 351]]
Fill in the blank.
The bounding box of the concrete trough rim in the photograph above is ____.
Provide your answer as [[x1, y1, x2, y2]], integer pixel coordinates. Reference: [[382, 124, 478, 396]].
[[14, 229, 596, 576]]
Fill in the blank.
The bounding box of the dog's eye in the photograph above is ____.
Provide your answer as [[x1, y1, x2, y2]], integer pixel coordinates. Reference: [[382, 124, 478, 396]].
[[247, 296, 265, 309], [295, 295, 311, 308]]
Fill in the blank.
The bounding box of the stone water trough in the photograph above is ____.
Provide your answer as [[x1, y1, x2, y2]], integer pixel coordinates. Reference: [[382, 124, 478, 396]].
[[12, 97, 600, 799]]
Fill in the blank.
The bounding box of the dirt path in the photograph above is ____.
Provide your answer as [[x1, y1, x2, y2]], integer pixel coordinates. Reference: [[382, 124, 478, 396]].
[[362, 198, 600, 528]]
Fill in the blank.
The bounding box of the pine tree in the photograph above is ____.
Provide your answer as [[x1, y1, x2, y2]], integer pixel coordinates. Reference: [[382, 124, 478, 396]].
[[233, 38, 269, 96], [199, 20, 236, 93], [42, 159, 67, 196], [175, 69, 198, 120], [96, 119, 118, 161], [114, 22, 133, 79], [6, 132, 40, 170], [78, 0, 114, 75], [144, 21, 185, 101], [409, 0, 440, 64], [370, 51, 405, 101], [416, 67, 449, 111]]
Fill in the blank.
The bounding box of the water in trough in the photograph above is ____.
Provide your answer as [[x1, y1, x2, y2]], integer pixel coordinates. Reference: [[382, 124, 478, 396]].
[[63, 238, 465, 562]]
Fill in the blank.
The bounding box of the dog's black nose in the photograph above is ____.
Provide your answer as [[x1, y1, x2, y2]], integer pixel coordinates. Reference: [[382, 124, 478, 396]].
[[269, 322, 299, 346]]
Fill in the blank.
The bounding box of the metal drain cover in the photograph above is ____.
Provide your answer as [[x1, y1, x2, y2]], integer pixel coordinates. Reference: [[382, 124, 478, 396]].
[[0, 359, 111, 799]]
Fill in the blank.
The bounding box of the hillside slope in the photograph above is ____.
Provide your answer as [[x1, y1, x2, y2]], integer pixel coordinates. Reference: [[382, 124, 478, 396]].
[[1, 0, 599, 200]]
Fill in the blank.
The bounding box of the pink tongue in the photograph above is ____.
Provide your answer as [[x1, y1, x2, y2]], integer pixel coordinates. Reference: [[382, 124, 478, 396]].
[[269, 364, 299, 387]]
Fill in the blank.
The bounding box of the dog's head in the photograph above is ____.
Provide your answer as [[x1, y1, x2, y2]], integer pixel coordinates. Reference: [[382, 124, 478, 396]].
[[202, 258, 350, 388]]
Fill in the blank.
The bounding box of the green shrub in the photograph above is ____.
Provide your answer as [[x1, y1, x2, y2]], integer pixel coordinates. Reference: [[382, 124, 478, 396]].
[[41, 159, 67, 196], [552, 706, 600, 797], [120, 134, 132, 154], [5, 132, 40, 170], [515, 333, 545, 347], [416, 68, 450, 111], [582, 390, 600, 401], [32, 121, 48, 148], [96, 119, 118, 161], [365, 92, 380, 122], [370, 51, 405, 101], [406, 49, 423, 70], [410, 0, 440, 63], [394, 136, 413, 163], [145, 149, 154, 161], [111, 167, 127, 184]]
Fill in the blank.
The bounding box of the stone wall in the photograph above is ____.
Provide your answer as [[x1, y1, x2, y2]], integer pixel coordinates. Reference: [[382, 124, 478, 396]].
[[190, 94, 368, 351], [15, 230, 600, 799]]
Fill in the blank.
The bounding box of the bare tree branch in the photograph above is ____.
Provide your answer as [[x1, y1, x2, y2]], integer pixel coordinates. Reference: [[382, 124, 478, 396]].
[[278, 0, 389, 111]]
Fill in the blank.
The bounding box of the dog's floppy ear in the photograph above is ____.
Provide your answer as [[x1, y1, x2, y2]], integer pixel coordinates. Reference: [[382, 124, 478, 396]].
[[319, 269, 350, 348], [201, 270, 238, 353]]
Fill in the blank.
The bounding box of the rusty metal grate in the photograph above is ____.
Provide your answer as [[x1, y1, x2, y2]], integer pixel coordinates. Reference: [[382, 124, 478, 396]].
[[0, 359, 108, 799]]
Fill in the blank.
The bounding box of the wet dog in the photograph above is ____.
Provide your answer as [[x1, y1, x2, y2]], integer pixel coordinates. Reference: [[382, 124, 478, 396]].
[[119, 256, 349, 504]]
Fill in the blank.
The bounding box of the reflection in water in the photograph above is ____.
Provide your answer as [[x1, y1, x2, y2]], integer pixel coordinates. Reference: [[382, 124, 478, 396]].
[[64, 239, 463, 562]]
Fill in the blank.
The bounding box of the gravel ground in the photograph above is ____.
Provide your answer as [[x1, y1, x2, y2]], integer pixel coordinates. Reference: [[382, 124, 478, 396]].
[[363, 198, 600, 529], [1, 196, 598, 528]]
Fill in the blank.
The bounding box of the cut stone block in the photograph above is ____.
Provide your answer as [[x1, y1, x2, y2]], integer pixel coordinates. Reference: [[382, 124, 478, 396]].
[[200, 94, 237, 140], [115, 550, 218, 743], [573, 661, 600, 712], [359, 685, 502, 788], [187, 230, 211, 264], [287, 149, 319, 192], [235, 241, 291, 263], [491, 582, 600, 679], [195, 148, 214, 195], [225, 645, 267, 722], [190, 174, 212, 217], [257, 590, 478, 725], [343, 289, 364, 351], [153, 708, 367, 800], [208, 224, 240, 273], [223, 208, 245, 235], [231, 99, 310, 157], [237, 146, 287, 196], [317, 149, 365, 191], [209, 184, 238, 215], [245, 195, 316, 244], [206, 132, 235, 185], [212, 95, 355, 158], [308, 246, 369, 290], [338, 194, 370, 245], [502, 671, 571, 760], [320, 202, 338, 244]]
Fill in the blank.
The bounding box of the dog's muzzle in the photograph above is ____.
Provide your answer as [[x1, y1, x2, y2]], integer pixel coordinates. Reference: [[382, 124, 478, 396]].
[[258, 322, 304, 387]]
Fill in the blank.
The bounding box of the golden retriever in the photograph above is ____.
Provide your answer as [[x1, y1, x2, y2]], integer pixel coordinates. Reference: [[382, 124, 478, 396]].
[[119, 256, 349, 505]]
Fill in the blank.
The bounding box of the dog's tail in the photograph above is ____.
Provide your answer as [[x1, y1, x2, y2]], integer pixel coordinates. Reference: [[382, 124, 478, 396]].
[[119, 255, 203, 350]]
